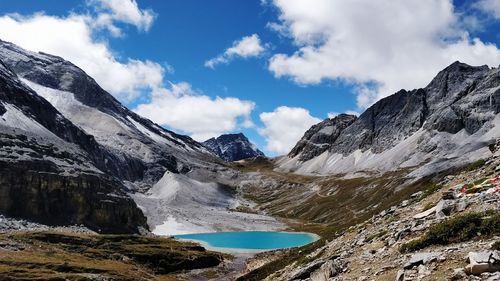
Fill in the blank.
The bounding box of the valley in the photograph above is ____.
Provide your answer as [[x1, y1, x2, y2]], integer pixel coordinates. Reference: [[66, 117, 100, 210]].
[[0, 37, 499, 281]]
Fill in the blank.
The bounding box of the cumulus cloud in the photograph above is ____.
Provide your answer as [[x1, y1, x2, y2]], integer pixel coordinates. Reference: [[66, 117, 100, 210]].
[[90, 0, 156, 35], [476, 0, 500, 19], [205, 34, 265, 68], [134, 82, 256, 141], [258, 106, 321, 154], [0, 12, 163, 100], [266, 0, 500, 108]]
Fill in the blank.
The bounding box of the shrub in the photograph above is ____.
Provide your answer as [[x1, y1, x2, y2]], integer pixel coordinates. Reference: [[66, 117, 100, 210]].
[[400, 212, 500, 253], [465, 159, 486, 172]]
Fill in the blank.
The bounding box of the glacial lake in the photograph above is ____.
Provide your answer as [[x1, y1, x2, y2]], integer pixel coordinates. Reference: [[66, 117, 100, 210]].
[[175, 231, 319, 251]]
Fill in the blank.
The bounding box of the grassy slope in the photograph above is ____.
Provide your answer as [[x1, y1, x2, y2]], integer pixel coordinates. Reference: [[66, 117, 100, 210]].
[[0, 231, 224, 280], [232, 158, 454, 281]]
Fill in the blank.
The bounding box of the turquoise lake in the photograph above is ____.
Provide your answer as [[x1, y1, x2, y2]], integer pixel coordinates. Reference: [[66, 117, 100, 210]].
[[175, 231, 318, 251]]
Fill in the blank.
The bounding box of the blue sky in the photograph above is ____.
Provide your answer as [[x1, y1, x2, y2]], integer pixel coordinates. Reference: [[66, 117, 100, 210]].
[[0, 0, 499, 155]]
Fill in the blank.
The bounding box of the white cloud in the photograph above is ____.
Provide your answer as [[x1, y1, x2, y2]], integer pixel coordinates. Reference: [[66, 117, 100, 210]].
[[266, 0, 500, 108], [0, 13, 163, 100], [134, 82, 256, 141], [476, 0, 500, 19], [90, 0, 156, 34], [205, 34, 265, 68], [0, 7, 258, 141], [258, 106, 321, 154]]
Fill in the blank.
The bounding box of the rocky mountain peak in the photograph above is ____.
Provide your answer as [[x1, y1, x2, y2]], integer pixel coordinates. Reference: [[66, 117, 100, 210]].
[[279, 61, 500, 176], [288, 113, 357, 161], [203, 133, 264, 162]]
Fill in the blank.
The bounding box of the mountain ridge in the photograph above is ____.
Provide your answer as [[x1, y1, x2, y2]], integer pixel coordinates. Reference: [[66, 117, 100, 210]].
[[280, 61, 500, 176]]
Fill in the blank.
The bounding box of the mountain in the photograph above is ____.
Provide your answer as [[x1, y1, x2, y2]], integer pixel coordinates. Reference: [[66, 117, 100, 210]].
[[279, 61, 500, 176], [0, 55, 147, 233], [202, 133, 265, 161], [0, 39, 281, 235]]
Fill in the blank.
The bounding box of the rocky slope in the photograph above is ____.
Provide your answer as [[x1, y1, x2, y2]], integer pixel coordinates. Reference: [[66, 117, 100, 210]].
[[203, 133, 265, 161], [239, 143, 500, 281], [280, 62, 500, 176]]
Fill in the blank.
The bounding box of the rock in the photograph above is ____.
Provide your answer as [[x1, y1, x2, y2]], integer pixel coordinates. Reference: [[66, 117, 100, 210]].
[[413, 206, 437, 219], [465, 251, 500, 275], [411, 191, 424, 199], [435, 199, 455, 219], [486, 272, 500, 281], [290, 259, 326, 280], [451, 268, 467, 280], [442, 190, 457, 200], [404, 252, 442, 269], [395, 269, 404, 281], [456, 199, 469, 212], [417, 264, 431, 276], [400, 200, 410, 207], [310, 259, 343, 281]]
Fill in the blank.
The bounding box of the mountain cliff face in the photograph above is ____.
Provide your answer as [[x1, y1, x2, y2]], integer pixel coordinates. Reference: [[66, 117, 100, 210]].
[[0, 57, 147, 233], [280, 62, 500, 176], [203, 133, 265, 161]]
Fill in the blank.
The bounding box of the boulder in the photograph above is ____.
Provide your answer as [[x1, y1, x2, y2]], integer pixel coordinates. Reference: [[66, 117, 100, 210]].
[[465, 251, 500, 275], [413, 206, 437, 219], [404, 252, 442, 269], [435, 199, 455, 219], [310, 259, 343, 281]]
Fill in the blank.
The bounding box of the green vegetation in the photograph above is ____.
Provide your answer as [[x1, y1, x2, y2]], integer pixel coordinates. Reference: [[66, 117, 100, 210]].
[[465, 159, 486, 172], [366, 230, 388, 243], [421, 183, 442, 199], [0, 231, 224, 280], [400, 211, 500, 253], [422, 202, 435, 211]]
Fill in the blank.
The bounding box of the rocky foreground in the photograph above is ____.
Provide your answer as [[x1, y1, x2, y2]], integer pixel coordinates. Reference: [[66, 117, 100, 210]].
[[238, 146, 500, 281]]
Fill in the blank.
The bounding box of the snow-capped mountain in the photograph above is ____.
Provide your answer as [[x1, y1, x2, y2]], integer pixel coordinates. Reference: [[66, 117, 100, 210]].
[[279, 62, 500, 176], [203, 133, 265, 161]]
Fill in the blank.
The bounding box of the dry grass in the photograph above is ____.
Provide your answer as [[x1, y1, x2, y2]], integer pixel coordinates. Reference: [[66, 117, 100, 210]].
[[0, 231, 224, 280]]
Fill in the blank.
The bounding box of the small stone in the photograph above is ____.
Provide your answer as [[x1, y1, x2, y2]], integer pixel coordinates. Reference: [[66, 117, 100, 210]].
[[395, 269, 404, 281]]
